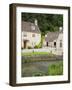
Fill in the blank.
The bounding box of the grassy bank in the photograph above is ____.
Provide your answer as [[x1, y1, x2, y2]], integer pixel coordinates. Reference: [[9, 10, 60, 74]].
[[22, 52, 55, 56], [48, 61, 63, 75], [32, 62, 63, 76]]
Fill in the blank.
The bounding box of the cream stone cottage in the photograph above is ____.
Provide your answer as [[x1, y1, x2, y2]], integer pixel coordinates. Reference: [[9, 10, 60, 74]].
[[21, 20, 41, 49], [43, 27, 63, 55]]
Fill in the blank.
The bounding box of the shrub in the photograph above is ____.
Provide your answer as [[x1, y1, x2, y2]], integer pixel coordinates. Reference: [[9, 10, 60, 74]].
[[34, 43, 42, 49], [28, 46, 32, 49], [34, 45, 40, 48], [48, 62, 63, 75]]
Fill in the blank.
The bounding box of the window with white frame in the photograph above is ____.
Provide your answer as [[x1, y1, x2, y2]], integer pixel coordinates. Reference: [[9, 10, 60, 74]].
[[31, 25, 35, 30]]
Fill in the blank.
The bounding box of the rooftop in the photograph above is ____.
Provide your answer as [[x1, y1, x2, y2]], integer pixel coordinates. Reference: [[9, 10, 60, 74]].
[[22, 21, 41, 33], [45, 30, 62, 42]]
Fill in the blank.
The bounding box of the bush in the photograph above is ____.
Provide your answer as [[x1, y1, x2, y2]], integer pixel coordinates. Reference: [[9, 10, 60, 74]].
[[48, 62, 63, 75], [34, 45, 39, 48], [34, 43, 42, 49], [28, 46, 32, 49]]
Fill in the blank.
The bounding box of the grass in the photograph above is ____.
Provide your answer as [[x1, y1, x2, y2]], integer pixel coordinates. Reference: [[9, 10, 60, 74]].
[[48, 62, 63, 75], [22, 52, 63, 76], [22, 52, 56, 63], [22, 61, 63, 76], [22, 51, 55, 56], [31, 61, 63, 76]]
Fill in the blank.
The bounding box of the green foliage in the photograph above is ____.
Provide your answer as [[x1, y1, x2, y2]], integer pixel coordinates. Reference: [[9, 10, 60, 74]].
[[34, 45, 40, 48], [22, 52, 49, 57], [22, 13, 63, 35], [34, 42, 42, 48], [27, 62, 63, 76], [41, 35, 45, 47], [27, 46, 32, 49], [34, 34, 45, 48], [48, 62, 63, 75]]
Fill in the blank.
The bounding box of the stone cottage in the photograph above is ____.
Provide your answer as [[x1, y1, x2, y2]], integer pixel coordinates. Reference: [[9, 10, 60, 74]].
[[21, 19, 41, 49], [43, 27, 63, 55]]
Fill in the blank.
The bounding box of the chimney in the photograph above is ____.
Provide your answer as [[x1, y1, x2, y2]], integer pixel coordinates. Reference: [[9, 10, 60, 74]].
[[34, 19, 38, 26], [59, 27, 63, 32]]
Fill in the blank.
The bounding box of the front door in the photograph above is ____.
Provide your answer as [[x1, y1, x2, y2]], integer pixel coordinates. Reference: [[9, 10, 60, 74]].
[[24, 40, 27, 48], [54, 42, 56, 48], [46, 42, 48, 46]]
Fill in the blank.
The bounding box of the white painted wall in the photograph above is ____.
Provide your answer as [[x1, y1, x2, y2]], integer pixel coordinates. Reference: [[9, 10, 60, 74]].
[[56, 33, 63, 55], [57, 33, 63, 49], [49, 39, 57, 47], [43, 32, 63, 55], [0, 0, 72, 90], [22, 31, 41, 48]]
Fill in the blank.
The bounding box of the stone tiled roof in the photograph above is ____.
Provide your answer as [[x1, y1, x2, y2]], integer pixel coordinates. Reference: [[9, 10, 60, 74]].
[[22, 21, 41, 33], [45, 31, 61, 42]]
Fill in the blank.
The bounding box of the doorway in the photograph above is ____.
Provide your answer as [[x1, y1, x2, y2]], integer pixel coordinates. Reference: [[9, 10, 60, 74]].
[[54, 42, 56, 48], [23, 40, 28, 48], [46, 42, 48, 46]]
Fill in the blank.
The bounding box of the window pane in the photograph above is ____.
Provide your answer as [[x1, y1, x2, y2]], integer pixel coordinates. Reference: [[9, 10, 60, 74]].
[[32, 34, 35, 37]]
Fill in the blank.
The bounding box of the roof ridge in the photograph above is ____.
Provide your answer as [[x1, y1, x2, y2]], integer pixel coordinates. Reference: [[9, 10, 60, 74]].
[[22, 21, 41, 33]]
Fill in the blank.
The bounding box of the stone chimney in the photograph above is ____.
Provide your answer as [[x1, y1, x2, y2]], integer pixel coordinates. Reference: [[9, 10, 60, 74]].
[[59, 27, 63, 32], [34, 19, 38, 26]]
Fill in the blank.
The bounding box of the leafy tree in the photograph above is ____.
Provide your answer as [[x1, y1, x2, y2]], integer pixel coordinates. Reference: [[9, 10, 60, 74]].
[[22, 13, 63, 35]]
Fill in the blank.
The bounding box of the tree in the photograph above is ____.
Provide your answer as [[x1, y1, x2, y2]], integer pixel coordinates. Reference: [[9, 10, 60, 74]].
[[22, 13, 63, 35]]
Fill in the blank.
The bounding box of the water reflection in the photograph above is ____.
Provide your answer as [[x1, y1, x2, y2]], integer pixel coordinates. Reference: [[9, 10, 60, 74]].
[[22, 60, 63, 77]]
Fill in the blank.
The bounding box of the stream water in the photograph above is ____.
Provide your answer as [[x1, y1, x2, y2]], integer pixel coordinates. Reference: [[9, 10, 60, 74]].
[[22, 60, 63, 77]]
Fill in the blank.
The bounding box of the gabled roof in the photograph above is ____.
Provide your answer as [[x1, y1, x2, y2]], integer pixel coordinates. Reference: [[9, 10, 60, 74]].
[[45, 31, 60, 42], [22, 21, 41, 33]]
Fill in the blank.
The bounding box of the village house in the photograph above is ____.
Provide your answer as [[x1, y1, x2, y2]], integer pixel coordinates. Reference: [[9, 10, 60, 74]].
[[21, 19, 41, 49], [21, 18, 63, 55], [43, 27, 63, 55]]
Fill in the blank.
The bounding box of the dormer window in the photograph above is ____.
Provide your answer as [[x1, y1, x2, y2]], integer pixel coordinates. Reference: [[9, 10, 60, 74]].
[[31, 25, 35, 30]]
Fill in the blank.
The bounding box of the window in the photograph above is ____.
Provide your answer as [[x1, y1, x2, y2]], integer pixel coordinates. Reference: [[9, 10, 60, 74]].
[[24, 34, 27, 37], [54, 42, 56, 47], [32, 34, 35, 37], [23, 32, 27, 37], [60, 40, 62, 47], [31, 25, 35, 30]]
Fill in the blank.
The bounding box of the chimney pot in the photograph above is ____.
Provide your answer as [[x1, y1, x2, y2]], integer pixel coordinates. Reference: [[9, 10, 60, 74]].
[[59, 27, 63, 32], [34, 19, 38, 26]]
